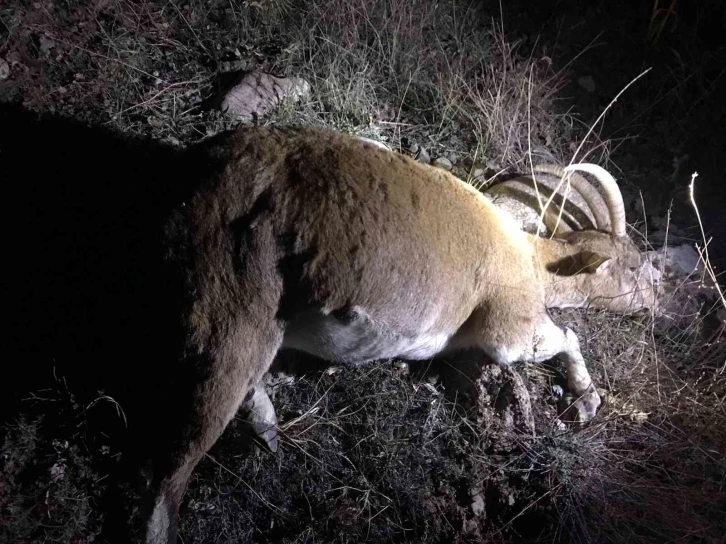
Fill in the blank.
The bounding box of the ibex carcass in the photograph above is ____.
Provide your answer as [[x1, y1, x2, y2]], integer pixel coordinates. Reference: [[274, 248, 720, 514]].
[[145, 125, 655, 543]]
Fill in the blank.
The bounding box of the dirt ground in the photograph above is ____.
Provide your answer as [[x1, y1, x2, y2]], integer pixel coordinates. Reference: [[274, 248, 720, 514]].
[[1, 1, 724, 543]]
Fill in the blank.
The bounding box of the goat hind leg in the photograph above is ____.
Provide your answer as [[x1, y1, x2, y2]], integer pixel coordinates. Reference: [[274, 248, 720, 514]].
[[143, 324, 283, 544], [239, 384, 279, 453]]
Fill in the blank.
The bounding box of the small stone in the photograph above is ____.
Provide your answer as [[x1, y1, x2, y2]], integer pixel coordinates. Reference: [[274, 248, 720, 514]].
[[416, 146, 431, 164], [470, 488, 485, 516], [220, 72, 311, 120], [147, 116, 163, 128], [464, 518, 480, 534], [432, 157, 452, 171], [422, 383, 438, 395], [0, 59, 9, 80], [39, 35, 55, 56], [484, 159, 502, 172]]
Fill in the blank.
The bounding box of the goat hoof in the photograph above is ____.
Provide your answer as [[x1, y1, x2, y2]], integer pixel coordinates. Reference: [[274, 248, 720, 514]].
[[240, 386, 279, 453], [251, 422, 279, 454], [563, 386, 601, 423]]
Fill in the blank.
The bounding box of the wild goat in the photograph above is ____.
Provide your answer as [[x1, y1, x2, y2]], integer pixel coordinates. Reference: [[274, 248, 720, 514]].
[[144, 125, 655, 543]]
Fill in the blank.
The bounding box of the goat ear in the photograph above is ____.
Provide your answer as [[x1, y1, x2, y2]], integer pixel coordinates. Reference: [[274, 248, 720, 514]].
[[546, 250, 610, 276], [581, 250, 611, 274]]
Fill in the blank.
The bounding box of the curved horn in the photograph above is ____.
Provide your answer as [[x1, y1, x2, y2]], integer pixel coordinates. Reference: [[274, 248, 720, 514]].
[[563, 163, 627, 237], [534, 163, 610, 231], [540, 203, 574, 236], [487, 180, 574, 236], [356, 136, 390, 151]]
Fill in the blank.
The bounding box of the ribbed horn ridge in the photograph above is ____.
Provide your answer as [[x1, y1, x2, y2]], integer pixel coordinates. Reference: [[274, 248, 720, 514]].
[[540, 204, 574, 236], [563, 163, 627, 237], [486, 180, 575, 235], [534, 163, 610, 231]]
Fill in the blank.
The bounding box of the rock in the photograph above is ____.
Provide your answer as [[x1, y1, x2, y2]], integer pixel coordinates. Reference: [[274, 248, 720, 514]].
[[485, 159, 502, 172], [401, 138, 431, 164], [221, 72, 311, 121], [432, 157, 453, 171], [660, 244, 700, 275], [469, 486, 485, 516], [471, 167, 488, 184], [0, 58, 9, 80], [416, 146, 431, 165], [646, 243, 722, 325], [463, 518, 481, 536], [39, 35, 55, 57]]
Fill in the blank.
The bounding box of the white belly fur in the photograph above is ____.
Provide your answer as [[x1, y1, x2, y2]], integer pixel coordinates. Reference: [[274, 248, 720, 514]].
[[282, 308, 454, 363]]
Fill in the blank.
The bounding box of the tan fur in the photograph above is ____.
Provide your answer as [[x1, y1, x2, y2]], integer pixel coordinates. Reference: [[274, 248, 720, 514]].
[[145, 125, 654, 543]]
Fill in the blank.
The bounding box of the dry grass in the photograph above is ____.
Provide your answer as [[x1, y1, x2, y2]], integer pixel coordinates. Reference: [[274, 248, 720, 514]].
[[269, 0, 579, 172], [0, 0, 580, 164], [542, 305, 726, 542]]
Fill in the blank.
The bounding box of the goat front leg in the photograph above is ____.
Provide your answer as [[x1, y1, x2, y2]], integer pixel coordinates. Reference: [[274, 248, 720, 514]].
[[143, 321, 284, 544], [556, 327, 601, 422], [477, 315, 601, 422]]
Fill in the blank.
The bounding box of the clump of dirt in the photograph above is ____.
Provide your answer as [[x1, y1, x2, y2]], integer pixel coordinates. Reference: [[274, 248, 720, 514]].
[[475, 363, 535, 453]]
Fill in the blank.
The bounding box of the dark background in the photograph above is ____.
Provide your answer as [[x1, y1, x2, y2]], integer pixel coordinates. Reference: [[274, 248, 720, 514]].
[[502, 0, 726, 268]]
